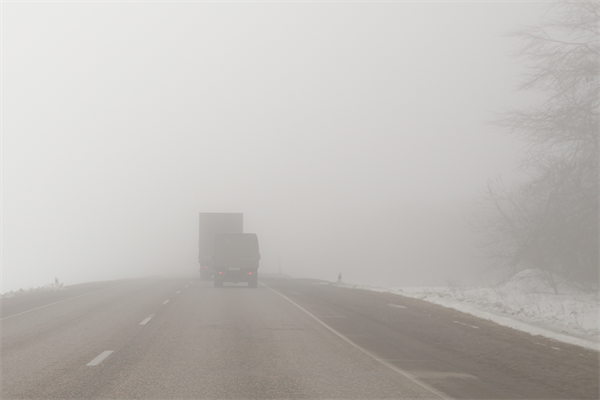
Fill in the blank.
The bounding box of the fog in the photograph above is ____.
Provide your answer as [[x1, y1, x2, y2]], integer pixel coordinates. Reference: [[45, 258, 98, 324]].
[[2, 1, 542, 293]]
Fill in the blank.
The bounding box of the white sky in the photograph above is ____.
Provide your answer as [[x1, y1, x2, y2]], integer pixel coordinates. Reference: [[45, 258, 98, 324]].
[[2, 1, 544, 292]]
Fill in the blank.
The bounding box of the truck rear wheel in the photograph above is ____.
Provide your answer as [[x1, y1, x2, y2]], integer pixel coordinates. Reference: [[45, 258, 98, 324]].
[[214, 277, 223, 288]]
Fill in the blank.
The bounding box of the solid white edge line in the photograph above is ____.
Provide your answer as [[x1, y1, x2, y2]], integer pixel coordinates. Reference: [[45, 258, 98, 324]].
[[86, 350, 114, 366], [260, 280, 450, 400], [139, 314, 155, 325], [163, 300, 170, 304], [0, 284, 128, 321], [176, 291, 181, 294]]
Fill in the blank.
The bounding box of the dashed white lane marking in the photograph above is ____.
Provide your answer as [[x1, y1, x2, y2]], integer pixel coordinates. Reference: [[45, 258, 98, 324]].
[[454, 321, 479, 329], [87, 350, 114, 366], [552, 347, 560, 351], [163, 300, 170, 305], [0, 284, 128, 321], [261, 281, 449, 400], [389, 303, 407, 308], [140, 314, 155, 325], [176, 291, 181, 294]]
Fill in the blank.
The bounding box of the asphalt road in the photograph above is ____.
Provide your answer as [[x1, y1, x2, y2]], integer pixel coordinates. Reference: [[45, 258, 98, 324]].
[[1, 274, 598, 399]]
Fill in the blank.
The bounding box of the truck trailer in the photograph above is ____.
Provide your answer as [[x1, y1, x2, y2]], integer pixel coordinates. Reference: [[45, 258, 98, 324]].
[[213, 233, 260, 288], [198, 213, 243, 280]]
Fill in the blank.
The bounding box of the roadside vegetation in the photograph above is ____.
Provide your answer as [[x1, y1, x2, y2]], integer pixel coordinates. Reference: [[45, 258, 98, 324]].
[[1, 280, 65, 298], [473, 0, 599, 293]]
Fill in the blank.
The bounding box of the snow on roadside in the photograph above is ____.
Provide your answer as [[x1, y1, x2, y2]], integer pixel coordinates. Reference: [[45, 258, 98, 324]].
[[334, 269, 599, 352], [1, 282, 66, 298]]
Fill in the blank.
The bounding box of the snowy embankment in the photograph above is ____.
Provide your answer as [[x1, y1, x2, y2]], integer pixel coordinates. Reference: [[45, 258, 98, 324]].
[[335, 269, 599, 352], [1, 281, 65, 298]]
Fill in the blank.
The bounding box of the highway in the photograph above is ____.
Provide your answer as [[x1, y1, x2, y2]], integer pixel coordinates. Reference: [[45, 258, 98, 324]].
[[1, 275, 598, 399]]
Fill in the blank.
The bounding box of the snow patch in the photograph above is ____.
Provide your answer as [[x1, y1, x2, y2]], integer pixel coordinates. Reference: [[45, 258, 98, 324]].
[[332, 270, 599, 352]]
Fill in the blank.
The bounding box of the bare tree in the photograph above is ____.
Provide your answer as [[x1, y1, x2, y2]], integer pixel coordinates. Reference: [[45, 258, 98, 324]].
[[475, 1, 598, 292]]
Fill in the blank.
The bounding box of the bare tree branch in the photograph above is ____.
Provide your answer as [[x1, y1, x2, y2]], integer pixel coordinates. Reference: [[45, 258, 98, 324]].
[[474, 1, 599, 292]]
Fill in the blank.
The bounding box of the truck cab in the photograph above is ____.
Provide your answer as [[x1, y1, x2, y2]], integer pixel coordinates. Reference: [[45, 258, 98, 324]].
[[212, 233, 260, 288]]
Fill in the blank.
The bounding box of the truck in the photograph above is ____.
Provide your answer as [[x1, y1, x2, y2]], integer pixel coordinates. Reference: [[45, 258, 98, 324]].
[[213, 233, 260, 288], [198, 213, 243, 280]]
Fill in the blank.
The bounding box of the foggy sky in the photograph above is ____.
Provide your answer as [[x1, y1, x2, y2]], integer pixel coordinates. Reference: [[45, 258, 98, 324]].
[[2, 1, 543, 292]]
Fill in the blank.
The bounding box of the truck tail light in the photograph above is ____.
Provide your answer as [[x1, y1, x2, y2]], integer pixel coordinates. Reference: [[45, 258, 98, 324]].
[[219, 271, 222, 274], [248, 272, 253, 275]]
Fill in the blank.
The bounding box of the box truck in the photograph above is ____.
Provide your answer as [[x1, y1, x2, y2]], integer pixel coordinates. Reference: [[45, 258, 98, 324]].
[[198, 213, 243, 280]]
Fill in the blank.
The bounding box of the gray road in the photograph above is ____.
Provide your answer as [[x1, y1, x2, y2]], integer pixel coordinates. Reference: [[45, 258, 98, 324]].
[[1, 275, 598, 399]]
